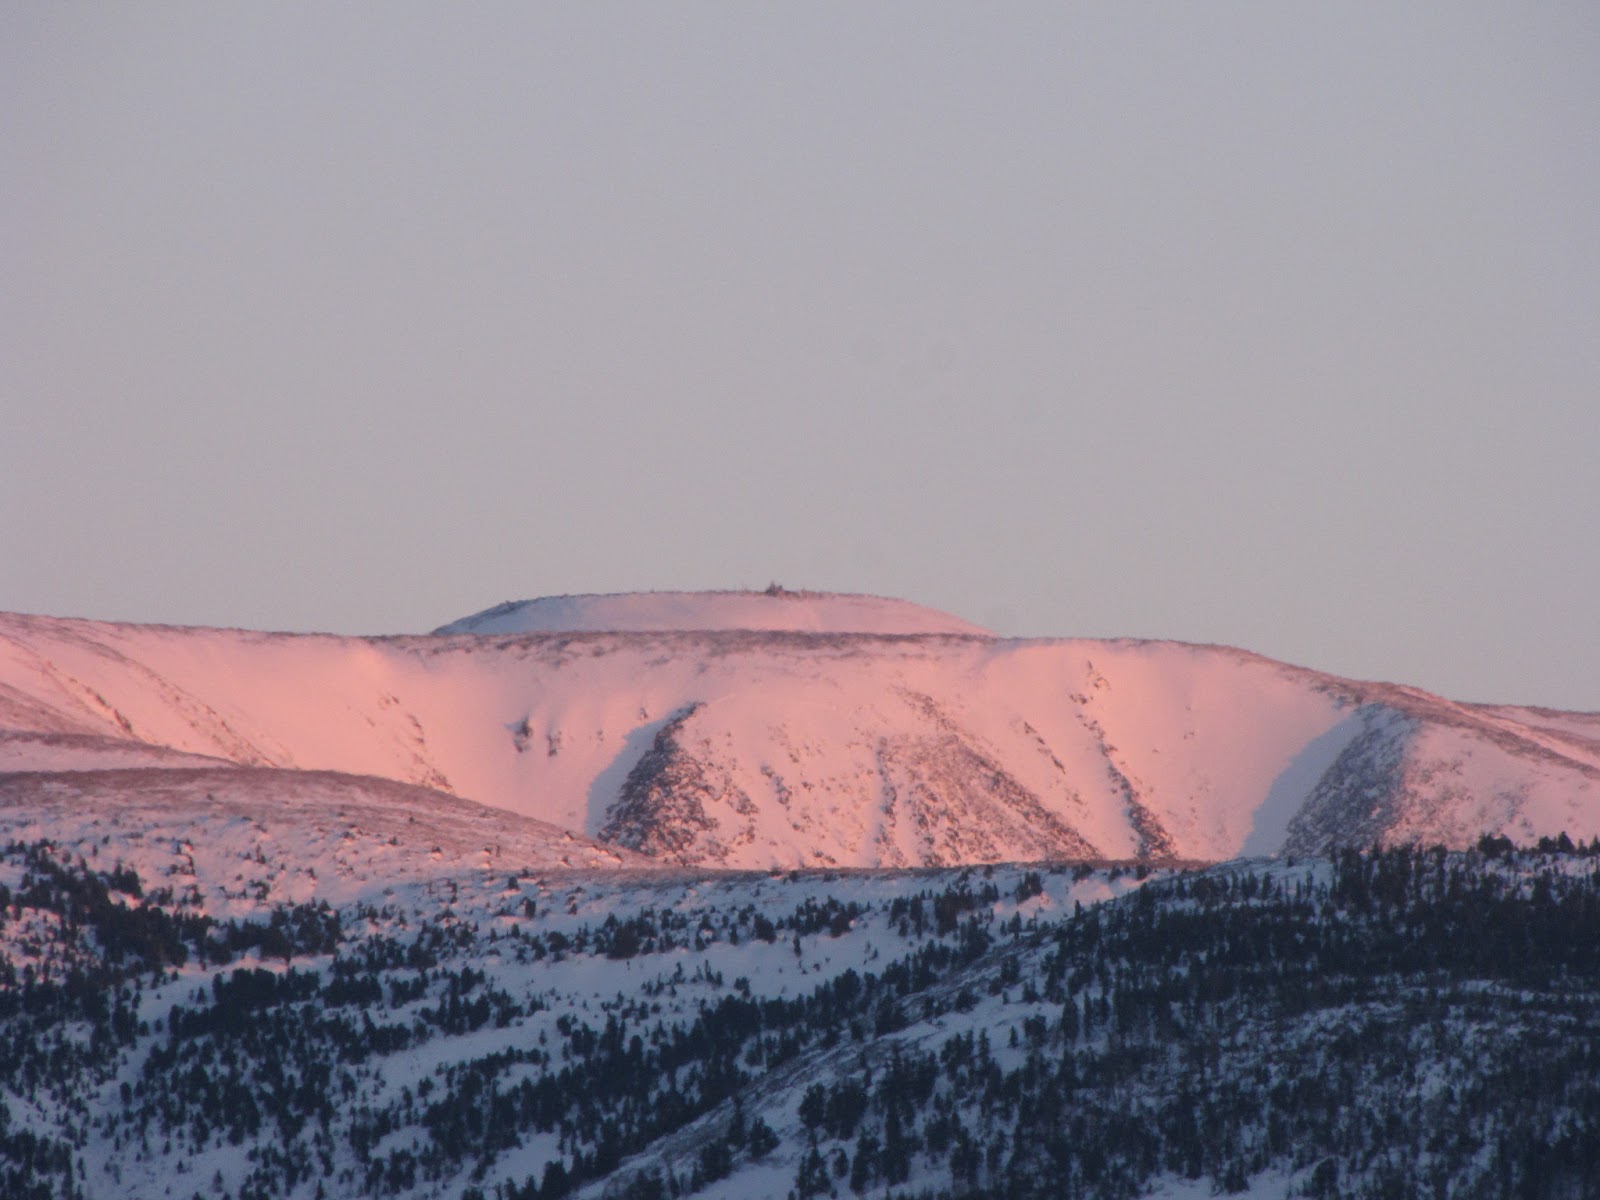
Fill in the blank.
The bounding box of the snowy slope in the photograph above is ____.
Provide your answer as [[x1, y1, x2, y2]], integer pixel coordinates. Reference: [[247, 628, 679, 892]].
[[0, 596, 1595, 868], [0, 766, 646, 917]]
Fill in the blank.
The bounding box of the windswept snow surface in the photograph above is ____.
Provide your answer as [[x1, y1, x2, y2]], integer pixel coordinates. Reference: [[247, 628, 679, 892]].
[[0, 595, 1596, 868]]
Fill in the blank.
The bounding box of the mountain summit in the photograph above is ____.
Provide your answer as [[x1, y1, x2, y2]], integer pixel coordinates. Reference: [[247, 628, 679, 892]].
[[432, 588, 993, 637]]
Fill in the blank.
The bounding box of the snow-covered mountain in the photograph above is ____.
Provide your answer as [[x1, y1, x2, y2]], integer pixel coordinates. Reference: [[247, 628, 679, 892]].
[[5, 590, 1595, 1200], [1, 591, 1595, 869]]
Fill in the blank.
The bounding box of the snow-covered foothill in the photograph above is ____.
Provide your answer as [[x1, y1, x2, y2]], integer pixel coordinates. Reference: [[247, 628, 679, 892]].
[[0, 765, 646, 917]]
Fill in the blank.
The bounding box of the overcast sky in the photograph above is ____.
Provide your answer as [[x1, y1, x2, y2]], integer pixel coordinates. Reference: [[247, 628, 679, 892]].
[[4, 4, 1598, 709]]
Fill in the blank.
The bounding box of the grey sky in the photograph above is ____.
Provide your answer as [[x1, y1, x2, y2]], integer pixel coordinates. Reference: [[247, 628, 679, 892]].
[[4, 4, 1598, 709]]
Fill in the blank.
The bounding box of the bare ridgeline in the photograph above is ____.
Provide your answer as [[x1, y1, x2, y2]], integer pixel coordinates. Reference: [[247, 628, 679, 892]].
[[2, 592, 1598, 1198]]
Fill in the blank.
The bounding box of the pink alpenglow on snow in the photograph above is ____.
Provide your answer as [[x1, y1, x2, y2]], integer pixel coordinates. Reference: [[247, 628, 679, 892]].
[[0, 592, 1595, 872]]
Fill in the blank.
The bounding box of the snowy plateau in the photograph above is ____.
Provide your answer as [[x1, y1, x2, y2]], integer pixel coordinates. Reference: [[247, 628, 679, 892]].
[[1, 590, 1598, 1200]]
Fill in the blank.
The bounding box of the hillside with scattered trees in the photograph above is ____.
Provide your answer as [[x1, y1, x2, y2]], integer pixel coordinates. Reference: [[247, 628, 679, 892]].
[[2, 839, 1598, 1199]]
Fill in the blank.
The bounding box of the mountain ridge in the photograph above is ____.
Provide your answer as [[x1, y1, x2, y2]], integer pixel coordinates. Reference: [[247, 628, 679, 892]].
[[1, 593, 1595, 869]]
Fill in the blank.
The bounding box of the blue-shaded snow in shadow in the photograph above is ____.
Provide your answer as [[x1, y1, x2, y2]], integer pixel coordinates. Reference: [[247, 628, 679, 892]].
[[1241, 713, 1367, 857]]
